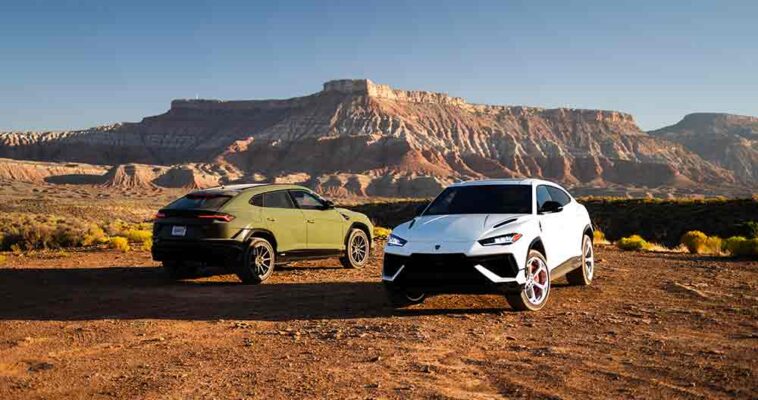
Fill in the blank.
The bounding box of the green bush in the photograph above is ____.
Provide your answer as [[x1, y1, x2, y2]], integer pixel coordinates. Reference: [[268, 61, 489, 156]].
[[723, 236, 758, 257], [108, 236, 130, 252], [616, 235, 650, 251], [681, 231, 708, 254]]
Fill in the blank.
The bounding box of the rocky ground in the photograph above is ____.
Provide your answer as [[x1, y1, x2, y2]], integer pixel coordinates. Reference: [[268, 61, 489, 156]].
[[0, 245, 755, 399]]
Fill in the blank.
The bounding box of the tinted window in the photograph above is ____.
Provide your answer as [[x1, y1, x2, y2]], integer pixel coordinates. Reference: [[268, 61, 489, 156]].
[[424, 185, 532, 215], [290, 190, 324, 210], [250, 194, 263, 207], [546, 186, 571, 206], [535, 186, 551, 210], [167, 194, 232, 210], [263, 191, 294, 209]]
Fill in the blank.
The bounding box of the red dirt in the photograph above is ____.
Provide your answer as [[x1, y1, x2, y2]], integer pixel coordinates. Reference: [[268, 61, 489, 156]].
[[0, 246, 756, 399]]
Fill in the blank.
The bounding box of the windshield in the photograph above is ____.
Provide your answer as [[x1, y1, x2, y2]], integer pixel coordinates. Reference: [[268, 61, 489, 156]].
[[166, 193, 232, 210], [423, 185, 532, 215]]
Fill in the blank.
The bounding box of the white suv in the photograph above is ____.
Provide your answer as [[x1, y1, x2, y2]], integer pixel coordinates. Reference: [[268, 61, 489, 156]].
[[382, 179, 594, 311]]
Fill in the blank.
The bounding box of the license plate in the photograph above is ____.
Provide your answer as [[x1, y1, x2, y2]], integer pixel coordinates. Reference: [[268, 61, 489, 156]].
[[171, 226, 187, 236]]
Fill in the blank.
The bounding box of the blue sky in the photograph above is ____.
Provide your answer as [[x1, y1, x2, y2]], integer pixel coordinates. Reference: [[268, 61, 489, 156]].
[[1, 0, 756, 131]]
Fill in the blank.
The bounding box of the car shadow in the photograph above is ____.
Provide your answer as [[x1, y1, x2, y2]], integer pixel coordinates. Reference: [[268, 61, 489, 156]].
[[0, 266, 508, 321]]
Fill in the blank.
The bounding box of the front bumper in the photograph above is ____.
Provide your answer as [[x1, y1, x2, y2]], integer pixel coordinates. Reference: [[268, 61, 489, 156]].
[[381, 252, 526, 294], [151, 238, 245, 265]]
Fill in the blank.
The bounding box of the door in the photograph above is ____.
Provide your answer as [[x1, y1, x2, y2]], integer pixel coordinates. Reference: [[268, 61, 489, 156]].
[[289, 190, 344, 250], [535, 185, 566, 269], [545, 185, 581, 260], [259, 190, 307, 252]]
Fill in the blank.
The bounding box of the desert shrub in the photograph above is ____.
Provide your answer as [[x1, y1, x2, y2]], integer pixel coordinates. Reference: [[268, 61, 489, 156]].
[[82, 224, 109, 246], [373, 227, 392, 240], [723, 236, 758, 257], [0, 213, 95, 250], [124, 229, 151, 242], [108, 236, 130, 252], [703, 236, 723, 255], [616, 235, 650, 251], [0, 255, 6, 264], [680, 231, 708, 254], [739, 221, 758, 238], [593, 229, 609, 244]]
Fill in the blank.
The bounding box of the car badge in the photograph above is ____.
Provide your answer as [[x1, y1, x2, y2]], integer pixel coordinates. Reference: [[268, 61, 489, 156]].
[[435, 244, 441, 250]]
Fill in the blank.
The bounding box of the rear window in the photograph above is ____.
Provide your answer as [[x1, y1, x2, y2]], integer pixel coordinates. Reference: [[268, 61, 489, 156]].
[[166, 194, 232, 210]]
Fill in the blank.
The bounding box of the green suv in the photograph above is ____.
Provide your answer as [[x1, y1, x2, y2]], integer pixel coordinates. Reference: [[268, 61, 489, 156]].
[[152, 184, 373, 283]]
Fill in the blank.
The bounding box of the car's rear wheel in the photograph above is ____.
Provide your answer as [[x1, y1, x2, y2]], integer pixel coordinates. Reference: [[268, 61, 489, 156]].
[[340, 228, 370, 268], [235, 238, 276, 284], [384, 284, 426, 308], [162, 260, 197, 280], [505, 250, 551, 311], [566, 234, 594, 286]]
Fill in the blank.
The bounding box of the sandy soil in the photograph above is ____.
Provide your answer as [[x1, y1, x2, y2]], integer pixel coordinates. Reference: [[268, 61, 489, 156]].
[[0, 245, 755, 399]]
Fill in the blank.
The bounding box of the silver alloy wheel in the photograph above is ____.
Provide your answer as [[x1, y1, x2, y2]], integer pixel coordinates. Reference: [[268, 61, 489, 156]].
[[405, 291, 425, 302], [524, 256, 549, 305], [251, 243, 273, 276], [584, 239, 594, 280], [349, 232, 368, 264]]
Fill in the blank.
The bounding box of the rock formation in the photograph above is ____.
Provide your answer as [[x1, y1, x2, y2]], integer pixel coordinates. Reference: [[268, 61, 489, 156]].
[[0, 79, 752, 196]]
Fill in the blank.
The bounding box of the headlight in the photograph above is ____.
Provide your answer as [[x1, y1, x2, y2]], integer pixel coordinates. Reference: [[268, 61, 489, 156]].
[[478, 233, 522, 246], [387, 234, 407, 247]]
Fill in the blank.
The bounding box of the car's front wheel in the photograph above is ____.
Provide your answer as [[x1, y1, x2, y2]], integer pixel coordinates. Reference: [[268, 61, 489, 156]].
[[384, 284, 426, 308], [567, 234, 594, 286], [340, 228, 370, 268], [505, 250, 551, 311], [235, 238, 276, 284]]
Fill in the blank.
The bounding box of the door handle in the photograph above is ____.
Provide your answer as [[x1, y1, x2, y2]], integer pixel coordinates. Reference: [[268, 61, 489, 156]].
[[266, 217, 276, 222], [306, 219, 315, 224]]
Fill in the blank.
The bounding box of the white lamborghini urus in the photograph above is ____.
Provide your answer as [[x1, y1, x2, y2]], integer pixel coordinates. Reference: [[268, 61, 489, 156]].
[[382, 179, 595, 311]]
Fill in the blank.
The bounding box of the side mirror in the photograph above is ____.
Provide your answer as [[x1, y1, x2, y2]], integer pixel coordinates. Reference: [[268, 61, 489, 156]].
[[539, 201, 563, 214], [415, 204, 427, 216], [322, 199, 335, 210]]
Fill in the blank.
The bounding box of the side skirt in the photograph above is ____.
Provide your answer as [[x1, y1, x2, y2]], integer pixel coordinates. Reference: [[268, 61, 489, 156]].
[[550, 256, 582, 281], [278, 249, 344, 262]]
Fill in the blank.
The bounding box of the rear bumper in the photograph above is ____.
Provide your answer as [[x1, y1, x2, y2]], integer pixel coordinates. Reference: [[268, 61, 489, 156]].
[[381, 252, 525, 294], [151, 239, 245, 264]]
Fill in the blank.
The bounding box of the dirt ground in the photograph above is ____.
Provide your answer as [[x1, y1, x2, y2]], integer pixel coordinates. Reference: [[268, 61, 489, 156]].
[[0, 245, 755, 399]]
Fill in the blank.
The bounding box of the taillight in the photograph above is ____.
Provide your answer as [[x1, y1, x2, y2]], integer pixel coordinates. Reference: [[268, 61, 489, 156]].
[[197, 214, 235, 222], [154, 212, 167, 220]]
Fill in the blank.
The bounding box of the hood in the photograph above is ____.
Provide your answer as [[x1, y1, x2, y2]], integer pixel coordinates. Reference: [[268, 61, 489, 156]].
[[336, 208, 370, 223], [402, 214, 528, 242]]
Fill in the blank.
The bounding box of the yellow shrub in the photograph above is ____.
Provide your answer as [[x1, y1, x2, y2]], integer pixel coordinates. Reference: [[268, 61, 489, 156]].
[[0, 255, 6, 264], [680, 231, 707, 254], [703, 236, 723, 255], [616, 235, 650, 251], [125, 229, 151, 243], [723, 236, 758, 257], [108, 236, 130, 252], [593, 229, 609, 244], [373, 227, 392, 240], [82, 224, 109, 246]]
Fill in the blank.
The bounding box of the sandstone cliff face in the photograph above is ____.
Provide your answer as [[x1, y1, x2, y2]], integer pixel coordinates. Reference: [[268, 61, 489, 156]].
[[649, 113, 758, 184], [0, 79, 748, 196]]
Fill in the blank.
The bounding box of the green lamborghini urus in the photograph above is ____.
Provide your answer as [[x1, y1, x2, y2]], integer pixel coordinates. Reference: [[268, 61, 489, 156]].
[[152, 184, 373, 283]]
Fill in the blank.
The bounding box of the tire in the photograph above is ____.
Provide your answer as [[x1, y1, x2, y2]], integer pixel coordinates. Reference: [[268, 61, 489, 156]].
[[566, 234, 594, 286], [384, 284, 426, 308], [339, 228, 370, 269], [505, 249, 551, 311], [235, 238, 276, 284], [162, 260, 197, 280]]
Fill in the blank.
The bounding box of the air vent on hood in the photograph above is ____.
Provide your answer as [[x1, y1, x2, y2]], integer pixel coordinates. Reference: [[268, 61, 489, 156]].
[[493, 218, 518, 229]]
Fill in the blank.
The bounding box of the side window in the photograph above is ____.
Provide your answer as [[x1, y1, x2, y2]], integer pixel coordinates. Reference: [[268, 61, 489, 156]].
[[250, 194, 264, 207], [290, 190, 324, 210], [546, 186, 571, 206], [262, 191, 295, 209], [536, 185, 552, 210]]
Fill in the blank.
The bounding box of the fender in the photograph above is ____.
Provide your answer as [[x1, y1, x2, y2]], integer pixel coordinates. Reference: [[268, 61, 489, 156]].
[[344, 222, 372, 250]]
